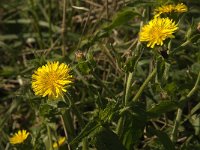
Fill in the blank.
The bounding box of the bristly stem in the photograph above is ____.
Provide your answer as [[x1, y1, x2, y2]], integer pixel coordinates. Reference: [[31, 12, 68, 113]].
[[171, 71, 200, 142], [116, 9, 146, 137], [124, 72, 134, 106], [117, 67, 157, 137], [132, 67, 157, 103]]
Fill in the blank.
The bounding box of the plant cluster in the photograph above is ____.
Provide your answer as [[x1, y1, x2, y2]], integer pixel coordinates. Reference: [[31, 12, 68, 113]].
[[0, 0, 200, 150]]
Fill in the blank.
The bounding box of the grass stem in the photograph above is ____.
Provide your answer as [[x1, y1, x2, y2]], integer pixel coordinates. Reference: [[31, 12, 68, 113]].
[[62, 0, 67, 56]]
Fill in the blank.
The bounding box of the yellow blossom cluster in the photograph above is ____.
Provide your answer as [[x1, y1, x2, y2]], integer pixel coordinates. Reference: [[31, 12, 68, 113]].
[[139, 3, 188, 48], [154, 3, 188, 17]]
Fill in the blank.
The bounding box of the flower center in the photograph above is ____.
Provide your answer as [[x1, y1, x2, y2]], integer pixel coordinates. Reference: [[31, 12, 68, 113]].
[[149, 27, 162, 40]]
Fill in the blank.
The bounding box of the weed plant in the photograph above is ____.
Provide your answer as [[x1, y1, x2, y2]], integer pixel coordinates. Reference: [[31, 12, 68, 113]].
[[0, 0, 200, 149]]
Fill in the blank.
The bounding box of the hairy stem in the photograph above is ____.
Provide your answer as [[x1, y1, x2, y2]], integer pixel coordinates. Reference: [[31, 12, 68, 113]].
[[132, 67, 157, 102]]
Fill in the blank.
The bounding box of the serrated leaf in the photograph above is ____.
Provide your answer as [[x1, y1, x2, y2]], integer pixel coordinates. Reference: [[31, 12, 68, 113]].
[[99, 101, 118, 123]]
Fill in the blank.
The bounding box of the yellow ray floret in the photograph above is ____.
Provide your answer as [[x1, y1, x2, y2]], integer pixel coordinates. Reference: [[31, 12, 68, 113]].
[[174, 3, 188, 13], [9, 130, 29, 144], [154, 3, 188, 17], [32, 61, 73, 99], [139, 17, 178, 48], [53, 137, 66, 148]]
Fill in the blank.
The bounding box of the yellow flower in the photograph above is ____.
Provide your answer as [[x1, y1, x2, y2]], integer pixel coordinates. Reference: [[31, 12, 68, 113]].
[[32, 61, 73, 99], [154, 3, 188, 17], [139, 17, 178, 48], [9, 130, 29, 144], [53, 137, 66, 148], [154, 4, 174, 16], [174, 3, 188, 13]]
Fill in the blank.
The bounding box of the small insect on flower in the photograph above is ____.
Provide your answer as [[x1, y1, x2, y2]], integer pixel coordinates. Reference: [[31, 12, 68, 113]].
[[9, 130, 29, 144], [53, 137, 66, 148], [32, 61, 73, 99], [139, 17, 178, 48]]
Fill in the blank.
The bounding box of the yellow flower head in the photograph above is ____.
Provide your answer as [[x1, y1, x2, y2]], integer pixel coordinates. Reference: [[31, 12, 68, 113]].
[[139, 17, 178, 48], [32, 61, 73, 99], [9, 130, 29, 144], [154, 3, 188, 17], [53, 137, 66, 148], [174, 3, 188, 13], [154, 4, 174, 16]]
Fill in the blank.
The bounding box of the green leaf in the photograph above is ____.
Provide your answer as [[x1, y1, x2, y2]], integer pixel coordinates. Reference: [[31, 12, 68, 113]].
[[80, 8, 140, 49], [98, 101, 119, 123], [103, 8, 141, 31], [93, 126, 126, 150], [70, 120, 100, 145], [147, 101, 178, 119], [121, 102, 147, 149], [123, 126, 143, 149], [77, 61, 91, 75], [148, 128, 175, 150]]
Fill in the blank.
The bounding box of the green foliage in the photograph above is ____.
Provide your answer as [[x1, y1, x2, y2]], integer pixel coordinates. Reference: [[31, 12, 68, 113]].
[[0, 0, 200, 149], [103, 8, 141, 31], [93, 126, 126, 150], [148, 128, 175, 150], [70, 120, 100, 145], [147, 101, 178, 119]]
